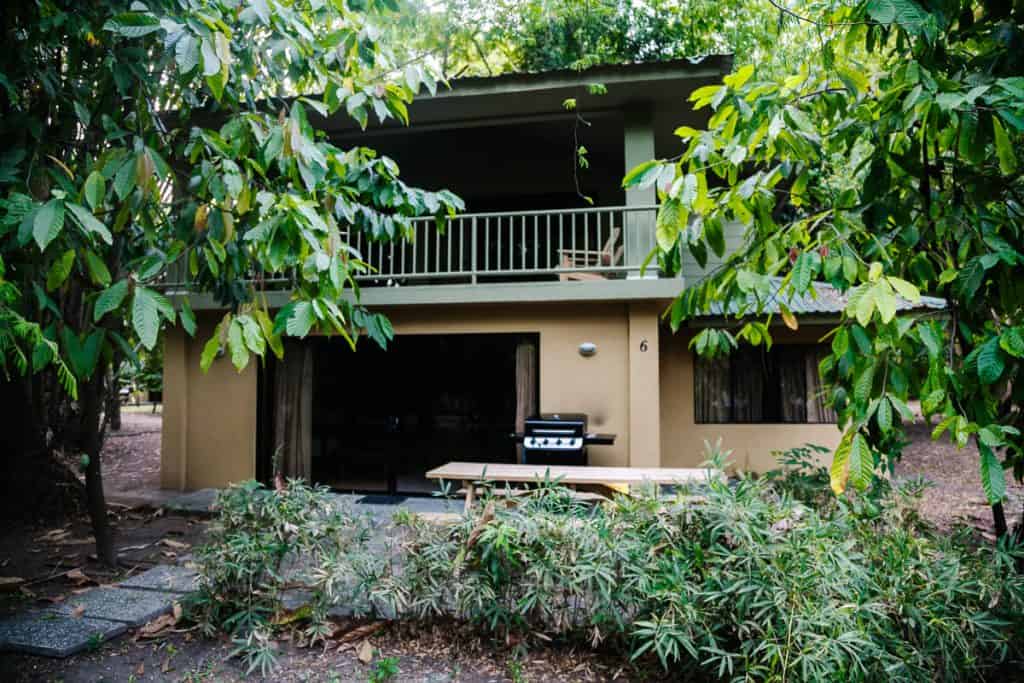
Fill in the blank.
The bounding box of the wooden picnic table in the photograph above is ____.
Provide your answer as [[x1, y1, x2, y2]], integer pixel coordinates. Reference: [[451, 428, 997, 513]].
[[425, 461, 724, 511]]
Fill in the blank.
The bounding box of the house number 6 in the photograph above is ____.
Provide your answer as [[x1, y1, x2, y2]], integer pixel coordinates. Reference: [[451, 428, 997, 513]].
[[639, 338, 649, 352]]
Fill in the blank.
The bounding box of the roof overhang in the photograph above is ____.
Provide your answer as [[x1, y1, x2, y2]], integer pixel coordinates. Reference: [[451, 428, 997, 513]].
[[322, 55, 733, 136]]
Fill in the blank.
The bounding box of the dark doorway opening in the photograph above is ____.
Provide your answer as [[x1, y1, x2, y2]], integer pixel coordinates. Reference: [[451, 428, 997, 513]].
[[308, 333, 535, 494]]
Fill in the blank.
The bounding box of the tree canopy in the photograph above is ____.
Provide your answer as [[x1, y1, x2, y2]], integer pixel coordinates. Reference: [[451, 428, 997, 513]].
[[0, 0, 461, 563], [628, 0, 1024, 532]]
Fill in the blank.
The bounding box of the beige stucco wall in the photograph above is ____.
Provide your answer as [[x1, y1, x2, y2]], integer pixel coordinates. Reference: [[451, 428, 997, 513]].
[[161, 301, 662, 489], [162, 301, 841, 490], [659, 325, 843, 473], [160, 315, 258, 490]]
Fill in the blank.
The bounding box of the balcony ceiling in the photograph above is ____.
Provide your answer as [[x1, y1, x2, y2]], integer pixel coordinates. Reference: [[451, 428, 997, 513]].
[[320, 55, 733, 135]]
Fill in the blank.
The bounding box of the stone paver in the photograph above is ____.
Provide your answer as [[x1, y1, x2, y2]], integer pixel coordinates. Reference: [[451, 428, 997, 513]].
[[0, 611, 127, 658], [51, 586, 176, 628], [162, 488, 219, 514], [119, 564, 198, 594]]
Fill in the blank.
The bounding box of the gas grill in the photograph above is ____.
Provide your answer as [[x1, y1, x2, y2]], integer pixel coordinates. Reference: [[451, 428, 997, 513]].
[[516, 413, 615, 466]]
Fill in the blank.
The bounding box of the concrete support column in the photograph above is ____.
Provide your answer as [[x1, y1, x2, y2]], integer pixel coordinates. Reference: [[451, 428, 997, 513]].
[[627, 302, 661, 467], [624, 106, 657, 278], [160, 326, 188, 491]]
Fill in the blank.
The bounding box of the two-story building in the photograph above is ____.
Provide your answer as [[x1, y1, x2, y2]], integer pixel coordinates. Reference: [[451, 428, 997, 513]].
[[160, 57, 862, 494]]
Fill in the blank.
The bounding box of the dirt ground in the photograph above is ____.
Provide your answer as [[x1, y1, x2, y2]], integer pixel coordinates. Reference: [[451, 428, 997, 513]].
[[1, 621, 652, 682], [2, 412, 1023, 681], [893, 421, 1024, 536], [102, 410, 164, 507]]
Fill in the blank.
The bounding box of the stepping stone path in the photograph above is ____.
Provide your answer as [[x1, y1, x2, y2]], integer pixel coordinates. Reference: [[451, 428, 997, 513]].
[[0, 564, 198, 658]]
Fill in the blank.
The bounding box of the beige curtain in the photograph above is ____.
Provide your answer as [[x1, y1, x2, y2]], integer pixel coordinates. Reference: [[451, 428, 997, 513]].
[[273, 340, 313, 480], [806, 347, 838, 423], [514, 339, 537, 463]]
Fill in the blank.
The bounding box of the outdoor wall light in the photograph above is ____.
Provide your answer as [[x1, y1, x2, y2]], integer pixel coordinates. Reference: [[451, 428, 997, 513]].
[[578, 342, 597, 357]]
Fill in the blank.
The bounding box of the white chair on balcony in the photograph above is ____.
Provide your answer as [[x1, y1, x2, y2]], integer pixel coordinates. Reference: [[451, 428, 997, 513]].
[[558, 227, 623, 281]]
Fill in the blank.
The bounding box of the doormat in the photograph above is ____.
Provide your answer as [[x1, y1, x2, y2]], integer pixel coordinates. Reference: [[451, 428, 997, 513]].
[[357, 495, 408, 505]]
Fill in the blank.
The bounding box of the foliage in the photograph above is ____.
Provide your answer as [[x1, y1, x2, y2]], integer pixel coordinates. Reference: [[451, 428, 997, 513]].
[[626, 1, 1024, 515], [385, 0, 814, 79], [1, 0, 461, 561], [188, 479, 384, 676], [195, 447, 1024, 679], [367, 655, 400, 682]]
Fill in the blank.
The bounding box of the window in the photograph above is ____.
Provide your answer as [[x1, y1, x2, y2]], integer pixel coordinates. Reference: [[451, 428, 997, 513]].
[[694, 344, 836, 424]]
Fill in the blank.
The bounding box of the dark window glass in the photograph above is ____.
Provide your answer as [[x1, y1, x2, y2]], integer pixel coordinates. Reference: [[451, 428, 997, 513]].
[[694, 344, 836, 424]]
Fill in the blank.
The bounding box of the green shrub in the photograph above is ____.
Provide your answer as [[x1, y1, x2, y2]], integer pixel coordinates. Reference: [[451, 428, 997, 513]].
[[188, 479, 385, 676], [193, 451, 1024, 680]]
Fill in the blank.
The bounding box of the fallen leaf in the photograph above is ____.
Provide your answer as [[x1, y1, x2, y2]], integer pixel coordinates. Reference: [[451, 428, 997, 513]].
[[0, 576, 25, 592], [333, 621, 385, 645], [357, 639, 373, 664], [172, 601, 183, 621], [135, 662, 145, 676], [71, 605, 85, 619], [66, 568, 96, 586], [161, 657, 172, 673], [136, 613, 176, 639]]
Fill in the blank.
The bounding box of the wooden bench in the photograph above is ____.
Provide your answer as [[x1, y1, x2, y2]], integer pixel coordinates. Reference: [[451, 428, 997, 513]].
[[425, 462, 724, 512]]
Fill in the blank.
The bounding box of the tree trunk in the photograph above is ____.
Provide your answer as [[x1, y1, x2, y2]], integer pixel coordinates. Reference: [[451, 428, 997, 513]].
[[105, 367, 121, 431], [81, 368, 116, 567], [992, 502, 1008, 538]]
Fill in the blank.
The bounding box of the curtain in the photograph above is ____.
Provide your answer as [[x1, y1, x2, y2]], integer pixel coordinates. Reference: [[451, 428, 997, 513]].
[[777, 347, 808, 423], [514, 338, 537, 463], [731, 349, 764, 422], [273, 340, 313, 480], [695, 356, 732, 423], [805, 346, 838, 423]]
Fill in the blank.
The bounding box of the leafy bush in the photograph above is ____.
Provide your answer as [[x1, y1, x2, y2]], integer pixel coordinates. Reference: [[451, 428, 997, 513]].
[[188, 479, 386, 675], [193, 451, 1024, 680]]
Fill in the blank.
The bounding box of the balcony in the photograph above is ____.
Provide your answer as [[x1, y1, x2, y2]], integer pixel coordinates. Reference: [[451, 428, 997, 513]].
[[354, 205, 660, 285], [172, 205, 685, 310]]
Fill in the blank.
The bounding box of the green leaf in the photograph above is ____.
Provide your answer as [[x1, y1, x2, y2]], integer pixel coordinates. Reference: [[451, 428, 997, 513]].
[[175, 33, 200, 74], [228, 318, 249, 371], [830, 430, 853, 495], [113, 157, 136, 200], [887, 277, 919, 302], [977, 337, 1005, 384], [93, 280, 129, 322], [238, 315, 266, 356], [848, 433, 874, 490], [180, 298, 197, 337], [876, 396, 893, 433], [791, 252, 815, 292], [200, 333, 221, 373], [705, 217, 725, 258], [103, 12, 162, 38], [285, 301, 316, 338], [992, 117, 1017, 176], [854, 359, 876, 404], [978, 442, 1006, 504], [655, 198, 686, 252], [622, 160, 662, 189], [46, 249, 75, 291], [66, 202, 112, 244], [921, 389, 945, 414], [83, 250, 112, 286], [33, 199, 64, 250], [999, 327, 1024, 358], [84, 171, 105, 210], [61, 328, 105, 379], [132, 286, 162, 350]]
